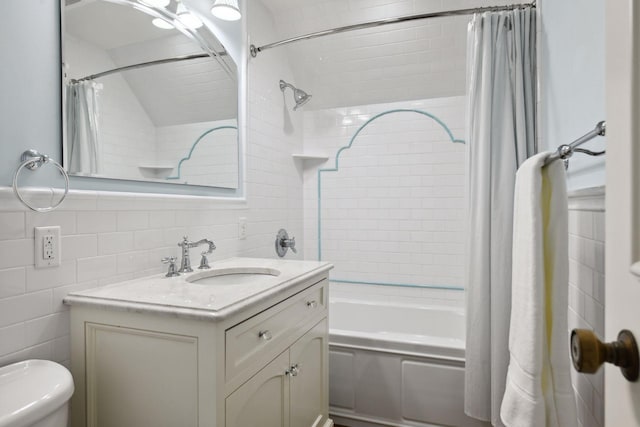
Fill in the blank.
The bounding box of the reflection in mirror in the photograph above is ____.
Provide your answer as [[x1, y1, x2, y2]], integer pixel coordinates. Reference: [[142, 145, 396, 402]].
[[63, 0, 239, 189]]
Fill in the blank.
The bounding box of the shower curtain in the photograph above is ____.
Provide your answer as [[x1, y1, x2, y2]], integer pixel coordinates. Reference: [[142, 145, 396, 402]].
[[66, 80, 101, 175], [464, 8, 536, 426]]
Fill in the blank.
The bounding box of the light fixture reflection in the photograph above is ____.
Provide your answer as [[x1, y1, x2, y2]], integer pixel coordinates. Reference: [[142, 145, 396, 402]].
[[176, 1, 203, 29], [211, 0, 241, 21], [139, 0, 170, 7], [152, 17, 174, 29]]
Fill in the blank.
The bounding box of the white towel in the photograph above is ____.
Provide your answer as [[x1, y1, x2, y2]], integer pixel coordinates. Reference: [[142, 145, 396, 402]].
[[500, 152, 577, 427]]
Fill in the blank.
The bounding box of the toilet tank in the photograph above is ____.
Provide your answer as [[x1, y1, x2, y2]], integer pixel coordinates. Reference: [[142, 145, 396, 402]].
[[0, 360, 74, 427]]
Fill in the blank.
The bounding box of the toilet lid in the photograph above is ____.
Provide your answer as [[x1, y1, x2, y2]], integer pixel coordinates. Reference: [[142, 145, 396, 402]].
[[0, 360, 74, 427]]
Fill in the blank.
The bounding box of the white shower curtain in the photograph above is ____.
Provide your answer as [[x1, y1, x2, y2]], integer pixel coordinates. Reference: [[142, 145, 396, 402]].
[[464, 8, 536, 426], [66, 80, 102, 175]]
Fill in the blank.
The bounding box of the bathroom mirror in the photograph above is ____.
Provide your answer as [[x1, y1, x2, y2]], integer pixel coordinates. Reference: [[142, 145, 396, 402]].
[[62, 0, 239, 189]]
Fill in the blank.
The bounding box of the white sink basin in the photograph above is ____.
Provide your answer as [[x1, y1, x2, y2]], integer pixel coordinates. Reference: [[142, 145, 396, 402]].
[[186, 267, 281, 286]]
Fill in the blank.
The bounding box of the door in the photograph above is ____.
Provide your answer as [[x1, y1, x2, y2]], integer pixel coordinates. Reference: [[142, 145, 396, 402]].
[[605, 1, 640, 424], [290, 320, 329, 427], [226, 350, 290, 427]]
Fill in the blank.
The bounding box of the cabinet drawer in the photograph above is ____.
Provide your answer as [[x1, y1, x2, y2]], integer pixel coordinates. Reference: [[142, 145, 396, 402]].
[[225, 281, 326, 381]]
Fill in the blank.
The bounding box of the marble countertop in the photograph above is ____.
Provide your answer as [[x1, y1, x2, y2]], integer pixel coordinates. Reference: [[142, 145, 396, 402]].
[[63, 257, 333, 321]]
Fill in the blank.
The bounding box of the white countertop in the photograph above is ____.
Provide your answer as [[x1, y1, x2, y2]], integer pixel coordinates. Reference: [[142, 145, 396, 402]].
[[64, 257, 332, 321]]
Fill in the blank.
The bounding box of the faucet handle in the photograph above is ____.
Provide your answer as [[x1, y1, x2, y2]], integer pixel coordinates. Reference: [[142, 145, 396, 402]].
[[202, 240, 216, 255], [287, 237, 297, 253], [199, 254, 210, 270], [161, 257, 180, 277], [275, 229, 297, 257]]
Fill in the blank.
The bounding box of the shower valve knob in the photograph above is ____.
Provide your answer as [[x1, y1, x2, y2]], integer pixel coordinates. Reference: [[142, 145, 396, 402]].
[[570, 329, 639, 382], [275, 229, 296, 257]]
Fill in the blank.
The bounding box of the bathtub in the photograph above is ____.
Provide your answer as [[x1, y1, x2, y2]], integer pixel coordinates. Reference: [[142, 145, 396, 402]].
[[328, 298, 488, 427]]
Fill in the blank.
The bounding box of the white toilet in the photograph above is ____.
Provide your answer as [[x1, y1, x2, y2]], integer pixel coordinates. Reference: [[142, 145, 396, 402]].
[[0, 360, 74, 427]]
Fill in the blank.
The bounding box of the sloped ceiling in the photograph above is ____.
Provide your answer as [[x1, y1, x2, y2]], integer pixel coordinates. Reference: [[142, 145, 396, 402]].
[[258, 0, 515, 110], [65, 0, 237, 126]]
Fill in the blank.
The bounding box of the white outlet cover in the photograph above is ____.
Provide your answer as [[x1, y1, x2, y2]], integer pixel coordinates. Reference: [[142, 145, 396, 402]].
[[238, 217, 247, 240], [34, 226, 61, 268]]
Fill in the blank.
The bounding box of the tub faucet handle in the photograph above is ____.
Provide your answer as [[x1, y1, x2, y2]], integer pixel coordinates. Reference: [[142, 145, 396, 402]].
[[286, 236, 297, 253], [275, 229, 297, 257]]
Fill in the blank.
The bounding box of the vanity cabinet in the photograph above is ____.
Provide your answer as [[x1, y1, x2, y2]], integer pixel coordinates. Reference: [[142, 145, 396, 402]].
[[66, 262, 331, 427], [226, 319, 328, 427]]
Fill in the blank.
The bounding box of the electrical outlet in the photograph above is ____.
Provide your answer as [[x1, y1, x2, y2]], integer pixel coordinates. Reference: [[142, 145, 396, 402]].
[[44, 235, 54, 259], [238, 217, 247, 240], [34, 226, 61, 268]]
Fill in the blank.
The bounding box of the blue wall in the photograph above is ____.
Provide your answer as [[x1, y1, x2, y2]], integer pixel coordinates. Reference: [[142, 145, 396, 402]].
[[0, 1, 61, 188], [539, 0, 606, 191]]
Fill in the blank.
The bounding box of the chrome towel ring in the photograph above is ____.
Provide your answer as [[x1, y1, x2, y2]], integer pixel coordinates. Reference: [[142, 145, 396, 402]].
[[12, 149, 69, 212]]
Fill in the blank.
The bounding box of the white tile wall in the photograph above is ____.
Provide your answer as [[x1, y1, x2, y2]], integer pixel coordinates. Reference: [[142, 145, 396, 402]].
[[155, 119, 239, 188], [302, 96, 466, 302], [567, 190, 605, 427]]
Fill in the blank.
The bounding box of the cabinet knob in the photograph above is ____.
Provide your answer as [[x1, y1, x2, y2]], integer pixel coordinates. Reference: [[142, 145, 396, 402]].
[[306, 300, 318, 309], [285, 364, 299, 377], [570, 329, 639, 382], [258, 330, 272, 341]]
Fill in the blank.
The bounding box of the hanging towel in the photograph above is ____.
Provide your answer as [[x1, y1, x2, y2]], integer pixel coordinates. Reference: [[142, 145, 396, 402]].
[[500, 152, 577, 427]]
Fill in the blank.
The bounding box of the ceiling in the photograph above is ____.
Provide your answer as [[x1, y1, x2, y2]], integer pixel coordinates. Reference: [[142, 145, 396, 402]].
[[64, 0, 237, 126], [258, 0, 515, 110], [65, 0, 177, 50]]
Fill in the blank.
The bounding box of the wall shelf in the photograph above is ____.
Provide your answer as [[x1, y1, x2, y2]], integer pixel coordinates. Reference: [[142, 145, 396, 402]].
[[138, 164, 175, 179], [292, 154, 329, 161]]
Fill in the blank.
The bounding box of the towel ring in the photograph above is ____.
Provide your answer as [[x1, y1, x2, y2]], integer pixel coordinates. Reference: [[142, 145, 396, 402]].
[[12, 149, 70, 212]]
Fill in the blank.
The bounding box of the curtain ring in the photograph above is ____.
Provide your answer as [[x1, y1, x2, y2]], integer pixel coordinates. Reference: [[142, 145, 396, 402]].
[[12, 150, 70, 212]]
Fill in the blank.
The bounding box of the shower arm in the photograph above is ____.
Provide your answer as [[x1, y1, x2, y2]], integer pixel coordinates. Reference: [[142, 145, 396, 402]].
[[279, 80, 295, 92]]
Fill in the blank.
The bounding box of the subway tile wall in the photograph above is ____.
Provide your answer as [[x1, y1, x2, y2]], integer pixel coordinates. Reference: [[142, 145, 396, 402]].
[[0, 0, 304, 366], [156, 119, 239, 188], [567, 191, 605, 427], [303, 96, 466, 304]]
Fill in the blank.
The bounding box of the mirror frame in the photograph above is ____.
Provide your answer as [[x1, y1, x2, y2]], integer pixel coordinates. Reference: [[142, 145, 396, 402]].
[[59, 0, 244, 198]]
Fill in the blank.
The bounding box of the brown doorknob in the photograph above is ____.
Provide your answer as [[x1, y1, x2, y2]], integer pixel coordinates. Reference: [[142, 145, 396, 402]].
[[570, 329, 639, 382]]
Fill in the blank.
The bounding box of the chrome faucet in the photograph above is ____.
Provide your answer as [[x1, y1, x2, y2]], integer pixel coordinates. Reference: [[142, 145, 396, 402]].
[[178, 236, 216, 273]]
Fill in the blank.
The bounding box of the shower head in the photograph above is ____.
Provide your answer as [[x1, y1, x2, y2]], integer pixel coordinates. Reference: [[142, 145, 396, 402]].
[[279, 80, 312, 110]]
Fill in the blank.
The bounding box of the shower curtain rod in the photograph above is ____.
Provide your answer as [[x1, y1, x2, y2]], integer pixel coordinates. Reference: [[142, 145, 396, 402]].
[[70, 52, 224, 83], [250, 2, 536, 57], [544, 121, 606, 166]]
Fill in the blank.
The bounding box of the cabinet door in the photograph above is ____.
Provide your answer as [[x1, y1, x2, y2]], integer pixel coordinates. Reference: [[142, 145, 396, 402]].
[[290, 319, 329, 427], [226, 350, 290, 427]]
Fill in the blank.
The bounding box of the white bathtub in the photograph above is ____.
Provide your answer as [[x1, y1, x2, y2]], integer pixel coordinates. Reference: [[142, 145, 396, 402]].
[[328, 298, 488, 427]]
